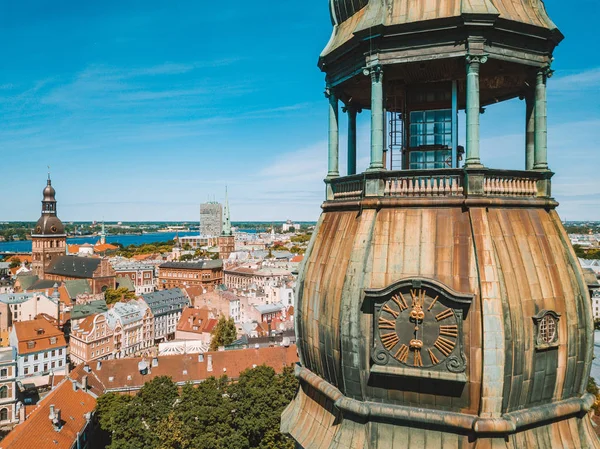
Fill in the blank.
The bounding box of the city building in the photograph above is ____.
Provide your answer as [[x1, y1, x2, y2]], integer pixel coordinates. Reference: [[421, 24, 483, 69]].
[[218, 188, 235, 259], [9, 317, 67, 384], [44, 256, 116, 294], [70, 300, 108, 328], [158, 260, 223, 291], [70, 313, 114, 365], [31, 176, 67, 278], [111, 261, 156, 295], [225, 266, 291, 290], [0, 347, 18, 427], [0, 288, 61, 325], [177, 235, 219, 250], [281, 220, 300, 233], [175, 307, 216, 343], [140, 288, 190, 342], [0, 378, 96, 449], [282, 2, 599, 447], [106, 300, 154, 358], [69, 345, 298, 394], [200, 202, 222, 237]]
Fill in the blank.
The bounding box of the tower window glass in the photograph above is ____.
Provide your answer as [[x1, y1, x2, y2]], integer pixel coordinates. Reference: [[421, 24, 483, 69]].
[[409, 110, 452, 169]]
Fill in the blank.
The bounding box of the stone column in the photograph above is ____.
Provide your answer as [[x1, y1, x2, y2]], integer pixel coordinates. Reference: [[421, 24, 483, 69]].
[[345, 105, 359, 175], [365, 65, 384, 171], [465, 55, 487, 168], [534, 67, 551, 170], [525, 90, 535, 170], [326, 87, 339, 178]]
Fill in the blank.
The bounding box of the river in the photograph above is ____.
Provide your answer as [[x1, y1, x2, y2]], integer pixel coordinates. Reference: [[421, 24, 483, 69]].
[[0, 232, 199, 253]]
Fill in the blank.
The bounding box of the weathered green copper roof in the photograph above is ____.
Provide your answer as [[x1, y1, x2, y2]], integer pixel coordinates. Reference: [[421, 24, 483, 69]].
[[64, 279, 92, 299], [71, 300, 108, 320], [17, 275, 39, 291], [322, 0, 561, 58], [116, 276, 135, 292]]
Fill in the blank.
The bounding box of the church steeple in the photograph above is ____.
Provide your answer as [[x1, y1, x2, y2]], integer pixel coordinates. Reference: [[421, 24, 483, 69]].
[[221, 187, 232, 236]]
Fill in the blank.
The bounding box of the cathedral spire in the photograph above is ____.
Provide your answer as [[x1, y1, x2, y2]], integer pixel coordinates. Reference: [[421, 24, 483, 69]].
[[222, 187, 232, 236]]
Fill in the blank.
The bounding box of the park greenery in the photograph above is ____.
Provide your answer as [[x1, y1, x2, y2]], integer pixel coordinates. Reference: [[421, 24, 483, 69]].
[[210, 316, 238, 351], [573, 245, 600, 260], [115, 240, 177, 258], [104, 287, 137, 305], [95, 366, 298, 449]]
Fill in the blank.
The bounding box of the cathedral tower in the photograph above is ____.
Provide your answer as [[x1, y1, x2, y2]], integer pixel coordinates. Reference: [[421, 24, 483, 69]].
[[218, 187, 235, 259], [282, 1, 600, 448], [31, 175, 66, 278]]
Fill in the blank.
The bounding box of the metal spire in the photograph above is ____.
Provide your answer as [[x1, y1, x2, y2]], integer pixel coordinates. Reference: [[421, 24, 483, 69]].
[[222, 186, 232, 236]]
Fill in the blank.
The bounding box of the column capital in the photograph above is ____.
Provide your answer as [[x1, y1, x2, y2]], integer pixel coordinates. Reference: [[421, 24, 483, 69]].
[[466, 54, 488, 65], [324, 87, 337, 99], [537, 64, 554, 80], [342, 104, 362, 114], [362, 64, 383, 82]]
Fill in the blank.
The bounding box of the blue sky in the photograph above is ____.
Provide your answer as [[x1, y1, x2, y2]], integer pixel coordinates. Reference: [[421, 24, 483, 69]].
[[0, 0, 599, 222]]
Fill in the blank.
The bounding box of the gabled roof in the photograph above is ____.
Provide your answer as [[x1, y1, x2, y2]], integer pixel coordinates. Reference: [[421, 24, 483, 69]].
[[0, 379, 96, 449], [45, 256, 102, 279], [16, 274, 39, 291], [115, 276, 135, 292], [159, 260, 223, 270], [71, 300, 108, 321], [63, 280, 92, 298], [177, 308, 210, 334], [69, 345, 299, 393], [141, 288, 189, 316], [13, 317, 66, 355]]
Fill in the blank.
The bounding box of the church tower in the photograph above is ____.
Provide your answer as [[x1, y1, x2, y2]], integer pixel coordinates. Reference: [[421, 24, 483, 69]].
[[282, 1, 600, 448], [218, 187, 235, 260], [31, 175, 67, 278]]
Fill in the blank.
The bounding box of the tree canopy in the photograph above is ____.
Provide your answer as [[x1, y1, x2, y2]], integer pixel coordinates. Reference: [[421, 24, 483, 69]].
[[95, 366, 298, 449], [210, 316, 237, 351], [105, 287, 137, 305]]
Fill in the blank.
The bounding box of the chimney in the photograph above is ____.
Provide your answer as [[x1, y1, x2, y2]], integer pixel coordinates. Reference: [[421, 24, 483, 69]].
[[72, 381, 77, 392], [152, 357, 158, 368], [82, 375, 88, 391], [49, 405, 62, 430], [18, 404, 25, 422], [207, 355, 213, 372]]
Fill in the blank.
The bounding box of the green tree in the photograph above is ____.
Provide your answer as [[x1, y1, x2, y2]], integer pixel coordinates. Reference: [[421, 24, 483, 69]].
[[209, 316, 237, 351], [8, 257, 21, 269], [179, 254, 194, 261], [105, 287, 137, 305]]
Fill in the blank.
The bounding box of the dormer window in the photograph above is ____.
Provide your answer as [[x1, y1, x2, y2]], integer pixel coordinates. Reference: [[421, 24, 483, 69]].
[[35, 328, 44, 336], [49, 337, 57, 344], [27, 341, 35, 349]]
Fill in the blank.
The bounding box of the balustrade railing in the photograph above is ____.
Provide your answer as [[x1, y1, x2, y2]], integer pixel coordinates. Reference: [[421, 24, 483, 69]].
[[384, 174, 463, 197], [326, 168, 550, 202], [483, 175, 537, 197], [331, 179, 363, 200]]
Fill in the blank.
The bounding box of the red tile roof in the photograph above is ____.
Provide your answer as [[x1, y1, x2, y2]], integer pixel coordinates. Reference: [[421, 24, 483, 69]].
[[70, 345, 299, 394], [13, 317, 67, 355], [0, 379, 96, 449], [177, 308, 210, 334], [290, 255, 304, 263], [94, 243, 118, 252]]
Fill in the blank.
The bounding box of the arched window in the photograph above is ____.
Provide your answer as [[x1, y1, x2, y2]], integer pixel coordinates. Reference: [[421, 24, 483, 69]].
[[0, 408, 8, 421], [0, 387, 7, 399]]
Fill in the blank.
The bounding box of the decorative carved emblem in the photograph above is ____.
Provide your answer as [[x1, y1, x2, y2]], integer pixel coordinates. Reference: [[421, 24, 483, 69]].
[[532, 310, 560, 350], [364, 278, 473, 382]]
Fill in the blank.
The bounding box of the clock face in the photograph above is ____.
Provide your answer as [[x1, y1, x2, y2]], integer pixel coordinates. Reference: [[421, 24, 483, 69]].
[[377, 288, 459, 368]]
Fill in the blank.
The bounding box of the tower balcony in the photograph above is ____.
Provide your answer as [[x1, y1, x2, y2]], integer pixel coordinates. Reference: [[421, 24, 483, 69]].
[[325, 168, 554, 210]]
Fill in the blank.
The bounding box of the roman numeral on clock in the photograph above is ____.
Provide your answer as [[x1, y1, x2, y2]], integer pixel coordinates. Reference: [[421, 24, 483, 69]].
[[439, 325, 458, 337], [391, 293, 408, 311], [427, 295, 439, 311], [435, 308, 454, 321], [378, 317, 396, 330], [381, 332, 399, 350], [428, 349, 439, 365], [413, 349, 423, 367], [434, 336, 456, 356], [395, 344, 409, 363], [382, 304, 399, 318]]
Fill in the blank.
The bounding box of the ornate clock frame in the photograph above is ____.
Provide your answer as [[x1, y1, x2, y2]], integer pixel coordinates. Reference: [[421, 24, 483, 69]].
[[364, 277, 474, 382]]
